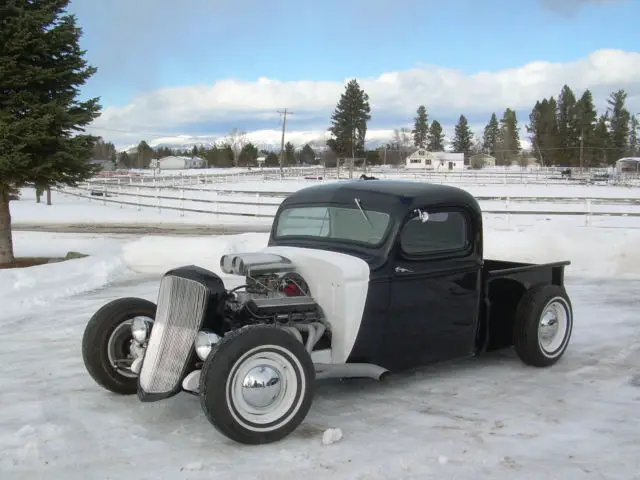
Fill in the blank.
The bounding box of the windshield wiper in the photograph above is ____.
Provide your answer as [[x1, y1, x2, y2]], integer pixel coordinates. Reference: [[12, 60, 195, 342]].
[[354, 197, 373, 229]]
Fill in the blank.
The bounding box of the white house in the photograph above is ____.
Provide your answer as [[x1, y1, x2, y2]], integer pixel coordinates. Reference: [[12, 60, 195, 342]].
[[406, 149, 465, 170], [157, 155, 206, 170], [615, 157, 640, 174]]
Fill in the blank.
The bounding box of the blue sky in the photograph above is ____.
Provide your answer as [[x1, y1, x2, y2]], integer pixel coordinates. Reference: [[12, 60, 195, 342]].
[[66, 0, 640, 148]]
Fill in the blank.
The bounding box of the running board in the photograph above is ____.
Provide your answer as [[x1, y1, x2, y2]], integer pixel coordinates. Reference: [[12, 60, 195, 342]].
[[313, 362, 389, 380]]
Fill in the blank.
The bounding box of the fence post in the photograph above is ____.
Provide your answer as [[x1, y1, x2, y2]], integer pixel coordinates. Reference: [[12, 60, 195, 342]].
[[137, 187, 141, 211], [156, 187, 160, 213], [256, 193, 260, 216], [180, 188, 185, 217], [505, 196, 510, 227], [585, 198, 591, 226]]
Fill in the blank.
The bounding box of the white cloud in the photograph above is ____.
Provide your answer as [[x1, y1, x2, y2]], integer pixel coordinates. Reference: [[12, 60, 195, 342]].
[[88, 49, 640, 150], [539, 0, 626, 15]]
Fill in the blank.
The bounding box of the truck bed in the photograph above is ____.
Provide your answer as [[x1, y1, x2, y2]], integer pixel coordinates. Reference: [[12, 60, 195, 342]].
[[479, 258, 571, 353]]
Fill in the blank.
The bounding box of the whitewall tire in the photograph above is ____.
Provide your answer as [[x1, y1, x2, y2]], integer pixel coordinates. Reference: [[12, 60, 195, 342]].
[[199, 325, 315, 444]]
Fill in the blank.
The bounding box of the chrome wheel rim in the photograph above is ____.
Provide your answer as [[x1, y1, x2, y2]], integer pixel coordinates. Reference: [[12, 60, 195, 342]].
[[538, 298, 570, 356], [107, 319, 149, 378], [226, 346, 305, 432]]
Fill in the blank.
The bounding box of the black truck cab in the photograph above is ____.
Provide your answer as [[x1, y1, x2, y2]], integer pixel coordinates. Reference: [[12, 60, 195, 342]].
[[268, 179, 573, 372]]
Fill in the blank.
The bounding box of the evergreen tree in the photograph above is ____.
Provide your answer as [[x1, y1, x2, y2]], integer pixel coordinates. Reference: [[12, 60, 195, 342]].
[[451, 115, 474, 157], [117, 151, 132, 168], [427, 120, 445, 151], [0, 0, 101, 265], [527, 98, 558, 165], [575, 89, 598, 166], [264, 152, 279, 167], [495, 108, 520, 165], [299, 144, 316, 164], [556, 85, 579, 165], [411, 105, 429, 148], [629, 115, 639, 156], [607, 89, 630, 162], [327, 79, 371, 158], [284, 141, 296, 165], [136, 140, 154, 168], [238, 142, 258, 166], [592, 114, 610, 165], [482, 113, 500, 155]]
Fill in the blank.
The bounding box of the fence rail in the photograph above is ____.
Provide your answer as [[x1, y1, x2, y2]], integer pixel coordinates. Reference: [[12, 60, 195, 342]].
[[58, 187, 640, 225], [74, 183, 640, 207]]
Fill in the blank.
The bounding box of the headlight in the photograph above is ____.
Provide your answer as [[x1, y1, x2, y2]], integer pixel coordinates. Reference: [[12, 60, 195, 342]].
[[131, 317, 151, 344], [195, 331, 221, 361]]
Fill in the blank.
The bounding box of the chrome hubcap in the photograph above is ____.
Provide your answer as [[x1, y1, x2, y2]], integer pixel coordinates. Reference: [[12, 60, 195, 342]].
[[241, 365, 282, 409], [539, 310, 559, 346], [107, 319, 147, 378], [537, 298, 569, 355]]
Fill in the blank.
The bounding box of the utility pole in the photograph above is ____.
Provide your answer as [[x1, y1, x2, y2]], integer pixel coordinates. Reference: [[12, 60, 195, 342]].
[[277, 108, 293, 177]]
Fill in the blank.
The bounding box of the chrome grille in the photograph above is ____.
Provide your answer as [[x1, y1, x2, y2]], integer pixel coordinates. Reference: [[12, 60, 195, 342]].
[[139, 275, 208, 394]]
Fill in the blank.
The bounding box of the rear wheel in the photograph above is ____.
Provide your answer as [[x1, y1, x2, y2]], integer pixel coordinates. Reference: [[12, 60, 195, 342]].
[[513, 284, 573, 367], [199, 325, 315, 445], [81, 297, 156, 394]]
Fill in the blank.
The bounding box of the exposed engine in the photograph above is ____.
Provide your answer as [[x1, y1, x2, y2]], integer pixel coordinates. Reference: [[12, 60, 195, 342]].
[[218, 252, 330, 351]]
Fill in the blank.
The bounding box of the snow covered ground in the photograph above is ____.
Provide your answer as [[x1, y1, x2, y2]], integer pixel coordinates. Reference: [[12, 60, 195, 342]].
[[1, 220, 640, 479]]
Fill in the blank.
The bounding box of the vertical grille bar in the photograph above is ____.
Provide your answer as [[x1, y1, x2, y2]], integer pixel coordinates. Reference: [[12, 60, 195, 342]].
[[139, 275, 208, 394]]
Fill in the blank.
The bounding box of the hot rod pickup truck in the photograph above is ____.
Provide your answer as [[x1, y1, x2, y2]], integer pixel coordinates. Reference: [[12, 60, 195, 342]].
[[81, 179, 573, 445]]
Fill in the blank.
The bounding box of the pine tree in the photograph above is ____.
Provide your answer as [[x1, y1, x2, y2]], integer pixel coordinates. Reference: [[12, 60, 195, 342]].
[[238, 142, 258, 166], [136, 141, 154, 168], [0, 0, 101, 265], [556, 85, 579, 166], [284, 141, 296, 164], [427, 121, 445, 151], [592, 114, 610, 165], [629, 115, 639, 156], [482, 113, 500, 155], [300, 144, 316, 164], [575, 90, 598, 166], [495, 109, 520, 165], [527, 98, 558, 165], [327, 79, 371, 158], [607, 89, 630, 162], [451, 115, 474, 157], [411, 105, 429, 147]]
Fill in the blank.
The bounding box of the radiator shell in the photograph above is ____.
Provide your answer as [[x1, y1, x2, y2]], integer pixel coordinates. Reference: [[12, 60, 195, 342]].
[[137, 265, 226, 402]]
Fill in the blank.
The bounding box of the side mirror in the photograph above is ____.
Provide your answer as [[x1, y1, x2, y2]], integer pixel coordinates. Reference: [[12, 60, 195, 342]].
[[411, 209, 449, 223]]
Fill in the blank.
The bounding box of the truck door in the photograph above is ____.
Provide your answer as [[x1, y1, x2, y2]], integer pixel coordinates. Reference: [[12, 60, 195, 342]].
[[384, 207, 482, 369]]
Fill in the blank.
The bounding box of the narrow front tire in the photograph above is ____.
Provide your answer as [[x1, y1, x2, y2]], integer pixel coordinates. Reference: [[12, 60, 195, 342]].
[[81, 297, 156, 394], [199, 325, 315, 445]]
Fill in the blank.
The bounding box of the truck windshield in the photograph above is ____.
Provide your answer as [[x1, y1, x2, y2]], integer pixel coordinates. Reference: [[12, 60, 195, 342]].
[[274, 205, 391, 246]]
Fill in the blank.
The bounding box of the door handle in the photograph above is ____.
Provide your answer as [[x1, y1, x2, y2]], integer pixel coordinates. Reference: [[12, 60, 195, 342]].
[[395, 266, 413, 273]]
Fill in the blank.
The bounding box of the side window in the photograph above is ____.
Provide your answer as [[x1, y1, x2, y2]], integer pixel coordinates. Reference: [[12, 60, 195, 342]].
[[399, 209, 469, 255]]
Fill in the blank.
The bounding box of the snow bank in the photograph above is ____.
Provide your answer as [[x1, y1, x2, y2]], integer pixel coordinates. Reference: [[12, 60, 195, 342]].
[[4, 221, 637, 322], [0, 254, 131, 319], [121, 232, 269, 279], [1, 232, 135, 320], [484, 225, 640, 279], [119, 226, 640, 281]]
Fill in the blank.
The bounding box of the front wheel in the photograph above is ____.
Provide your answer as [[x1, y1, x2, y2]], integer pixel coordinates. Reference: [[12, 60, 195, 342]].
[[81, 297, 156, 394], [513, 284, 573, 367], [199, 325, 315, 445]]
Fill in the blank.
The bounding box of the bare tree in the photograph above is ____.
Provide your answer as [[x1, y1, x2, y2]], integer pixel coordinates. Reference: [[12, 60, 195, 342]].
[[225, 128, 248, 167]]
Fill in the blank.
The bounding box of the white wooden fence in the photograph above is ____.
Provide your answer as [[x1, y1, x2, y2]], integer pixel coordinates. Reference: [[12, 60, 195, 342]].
[[58, 183, 640, 227]]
